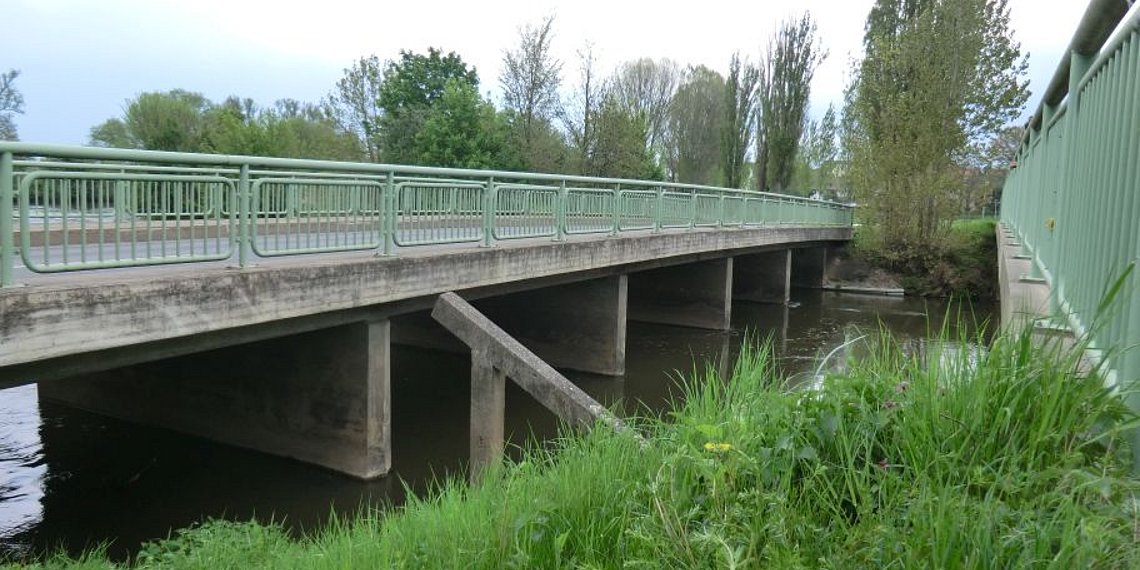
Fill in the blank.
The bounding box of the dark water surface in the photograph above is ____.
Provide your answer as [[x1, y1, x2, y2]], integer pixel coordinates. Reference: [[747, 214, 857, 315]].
[[0, 290, 994, 562]]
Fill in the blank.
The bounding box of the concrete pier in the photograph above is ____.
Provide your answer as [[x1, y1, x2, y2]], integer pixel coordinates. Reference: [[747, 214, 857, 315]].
[[734, 250, 792, 304], [474, 275, 628, 376], [791, 247, 828, 288], [628, 258, 733, 330], [39, 320, 392, 479]]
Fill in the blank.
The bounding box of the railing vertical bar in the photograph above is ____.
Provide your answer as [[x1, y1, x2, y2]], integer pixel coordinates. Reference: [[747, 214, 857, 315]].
[[0, 152, 12, 286]]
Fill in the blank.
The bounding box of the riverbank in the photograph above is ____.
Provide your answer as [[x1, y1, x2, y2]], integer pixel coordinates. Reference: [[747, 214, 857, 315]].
[[836, 218, 999, 299], [10, 323, 1138, 569]]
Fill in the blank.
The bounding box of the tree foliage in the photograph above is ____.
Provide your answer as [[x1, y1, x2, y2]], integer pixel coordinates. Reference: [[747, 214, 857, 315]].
[[0, 69, 25, 141], [609, 58, 681, 154], [845, 0, 1028, 248], [377, 48, 480, 165], [500, 15, 563, 170], [558, 44, 602, 174], [586, 95, 662, 180], [792, 104, 840, 197], [89, 90, 361, 160], [415, 80, 519, 169], [755, 14, 825, 193], [720, 53, 759, 189], [324, 55, 385, 161], [666, 66, 725, 185]]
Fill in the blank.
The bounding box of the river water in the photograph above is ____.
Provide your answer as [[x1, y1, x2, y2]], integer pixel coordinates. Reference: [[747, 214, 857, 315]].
[[0, 290, 994, 562]]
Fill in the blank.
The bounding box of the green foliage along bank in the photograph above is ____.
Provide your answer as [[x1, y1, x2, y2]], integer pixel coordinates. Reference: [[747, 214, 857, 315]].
[[853, 217, 1000, 298], [12, 323, 1138, 569]]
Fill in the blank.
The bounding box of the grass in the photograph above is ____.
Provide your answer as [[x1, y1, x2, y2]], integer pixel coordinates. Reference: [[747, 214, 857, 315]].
[[9, 322, 1140, 569]]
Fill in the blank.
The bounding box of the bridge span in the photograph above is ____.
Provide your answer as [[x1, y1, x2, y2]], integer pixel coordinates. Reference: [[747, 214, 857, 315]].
[[0, 143, 852, 478]]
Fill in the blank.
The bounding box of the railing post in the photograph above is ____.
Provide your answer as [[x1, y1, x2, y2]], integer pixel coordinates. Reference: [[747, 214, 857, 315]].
[[611, 184, 621, 236], [1, 152, 13, 287], [654, 186, 663, 233], [554, 180, 567, 242], [238, 164, 252, 268], [482, 176, 495, 247], [717, 194, 725, 228], [1054, 51, 1095, 312], [383, 172, 395, 256]]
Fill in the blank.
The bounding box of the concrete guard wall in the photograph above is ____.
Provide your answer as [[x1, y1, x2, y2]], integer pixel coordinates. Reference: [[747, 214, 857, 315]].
[[38, 320, 392, 479]]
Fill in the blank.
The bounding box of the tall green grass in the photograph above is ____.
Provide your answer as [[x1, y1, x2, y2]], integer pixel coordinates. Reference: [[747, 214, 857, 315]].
[[11, 323, 1139, 569]]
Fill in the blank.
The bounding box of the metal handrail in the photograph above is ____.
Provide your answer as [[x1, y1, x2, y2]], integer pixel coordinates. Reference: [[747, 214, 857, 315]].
[[1000, 0, 1140, 406], [0, 142, 855, 286]]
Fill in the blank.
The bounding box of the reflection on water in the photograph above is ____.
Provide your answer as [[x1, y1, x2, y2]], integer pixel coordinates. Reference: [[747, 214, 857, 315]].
[[0, 290, 993, 562]]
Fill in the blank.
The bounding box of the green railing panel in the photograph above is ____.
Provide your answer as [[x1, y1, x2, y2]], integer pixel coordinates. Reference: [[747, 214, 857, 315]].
[[1000, 2, 1140, 405], [250, 178, 384, 256], [18, 171, 235, 271], [493, 184, 558, 240], [564, 188, 614, 235], [393, 182, 485, 246], [617, 190, 657, 231]]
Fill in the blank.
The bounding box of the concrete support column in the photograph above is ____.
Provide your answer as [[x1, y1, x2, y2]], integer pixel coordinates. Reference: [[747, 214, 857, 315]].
[[39, 320, 392, 479], [628, 258, 733, 330], [474, 275, 628, 376], [469, 351, 505, 481], [791, 247, 828, 288], [734, 250, 791, 304]]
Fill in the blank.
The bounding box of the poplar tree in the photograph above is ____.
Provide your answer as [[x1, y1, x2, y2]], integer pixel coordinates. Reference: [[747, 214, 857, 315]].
[[720, 53, 758, 189], [755, 14, 825, 193]]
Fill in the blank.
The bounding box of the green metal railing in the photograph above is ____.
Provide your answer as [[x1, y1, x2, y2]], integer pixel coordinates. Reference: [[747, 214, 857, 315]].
[[0, 142, 853, 285], [1000, 0, 1139, 394]]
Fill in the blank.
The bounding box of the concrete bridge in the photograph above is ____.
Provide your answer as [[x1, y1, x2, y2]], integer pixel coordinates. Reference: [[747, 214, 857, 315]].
[[0, 143, 852, 478]]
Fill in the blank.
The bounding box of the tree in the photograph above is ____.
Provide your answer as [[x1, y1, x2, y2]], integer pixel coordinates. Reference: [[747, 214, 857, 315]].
[[415, 80, 519, 169], [845, 0, 1027, 248], [755, 14, 826, 193], [609, 58, 681, 153], [324, 55, 385, 161], [0, 69, 24, 141], [792, 104, 840, 197], [720, 53, 759, 189], [500, 15, 563, 169], [586, 95, 662, 180], [558, 43, 602, 174], [377, 48, 479, 164], [666, 66, 725, 185], [89, 91, 360, 161], [269, 99, 363, 161], [90, 90, 210, 151]]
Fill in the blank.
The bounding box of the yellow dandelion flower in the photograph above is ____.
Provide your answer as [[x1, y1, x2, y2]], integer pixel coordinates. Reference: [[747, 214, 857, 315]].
[[703, 442, 733, 453]]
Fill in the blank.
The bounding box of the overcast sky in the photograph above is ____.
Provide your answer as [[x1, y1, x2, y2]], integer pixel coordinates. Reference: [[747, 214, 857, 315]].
[[2, 0, 1104, 145]]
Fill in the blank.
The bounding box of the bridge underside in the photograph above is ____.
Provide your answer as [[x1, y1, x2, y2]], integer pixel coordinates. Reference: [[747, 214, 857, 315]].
[[5, 227, 848, 478]]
